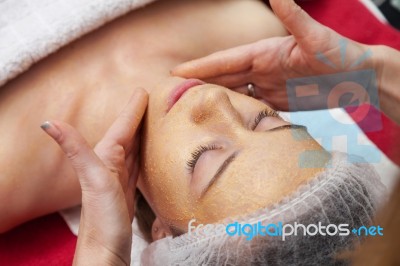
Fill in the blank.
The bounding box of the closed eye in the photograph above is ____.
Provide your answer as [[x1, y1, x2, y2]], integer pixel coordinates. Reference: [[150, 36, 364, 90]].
[[186, 144, 220, 174], [251, 109, 279, 130]]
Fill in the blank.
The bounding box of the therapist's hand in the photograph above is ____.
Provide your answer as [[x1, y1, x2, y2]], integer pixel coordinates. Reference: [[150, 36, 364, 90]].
[[41, 89, 148, 266], [172, 0, 379, 111]]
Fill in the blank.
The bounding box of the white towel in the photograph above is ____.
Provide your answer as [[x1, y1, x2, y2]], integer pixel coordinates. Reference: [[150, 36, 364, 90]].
[[0, 0, 156, 87]]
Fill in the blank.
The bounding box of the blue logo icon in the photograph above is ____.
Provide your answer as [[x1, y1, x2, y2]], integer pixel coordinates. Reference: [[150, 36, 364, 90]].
[[286, 39, 382, 167]]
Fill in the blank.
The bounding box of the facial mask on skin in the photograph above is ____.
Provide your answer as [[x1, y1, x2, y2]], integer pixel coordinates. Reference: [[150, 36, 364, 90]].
[[141, 152, 387, 266]]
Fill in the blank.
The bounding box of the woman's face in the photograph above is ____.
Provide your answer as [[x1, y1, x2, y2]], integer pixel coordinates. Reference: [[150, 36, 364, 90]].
[[138, 77, 329, 232]]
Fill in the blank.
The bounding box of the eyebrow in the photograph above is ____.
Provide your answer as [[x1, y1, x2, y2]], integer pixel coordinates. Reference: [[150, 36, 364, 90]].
[[196, 125, 306, 198], [199, 151, 238, 199]]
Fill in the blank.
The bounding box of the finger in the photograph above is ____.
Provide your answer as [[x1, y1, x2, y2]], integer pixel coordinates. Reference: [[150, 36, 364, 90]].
[[103, 88, 148, 153], [125, 163, 139, 222], [125, 129, 141, 160], [231, 85, 249, 96], [128, 157, 140, 196], [127, 168, 140, 221], [204, 71, 252, 88], [125, 153, 136, 175], [171, 44, 254, 79], [40, 121, 108, 191], [270, 0, 324, 42], [231, 85, 263, 100], [126, 132, 140, 188], [126, 187, 135, 222], [126, 151, 135, 179], [124, 132, 140, 182]]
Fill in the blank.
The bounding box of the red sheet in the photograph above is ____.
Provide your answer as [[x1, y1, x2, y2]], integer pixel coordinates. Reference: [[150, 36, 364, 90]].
[[1, 0, 399, 265], [0, 214, 75, 265]]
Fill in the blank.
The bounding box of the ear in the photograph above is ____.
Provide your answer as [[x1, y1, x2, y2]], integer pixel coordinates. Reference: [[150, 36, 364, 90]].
[[151, 217, 172, 241]]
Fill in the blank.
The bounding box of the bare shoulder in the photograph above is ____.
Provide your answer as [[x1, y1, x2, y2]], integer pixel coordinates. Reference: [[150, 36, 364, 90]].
[[0, 0, 287, 232]]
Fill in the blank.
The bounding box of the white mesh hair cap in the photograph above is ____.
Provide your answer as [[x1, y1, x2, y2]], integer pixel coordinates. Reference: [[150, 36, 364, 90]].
[[141, 152, 387, 266]]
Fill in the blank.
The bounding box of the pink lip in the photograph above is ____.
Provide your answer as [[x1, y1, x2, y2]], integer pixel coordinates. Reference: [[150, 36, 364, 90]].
[[167, 79, 205, 112]]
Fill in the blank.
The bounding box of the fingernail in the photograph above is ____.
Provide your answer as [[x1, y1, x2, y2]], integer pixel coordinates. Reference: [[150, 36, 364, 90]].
[[40, 121, 51, 130], [40, 121, 61, 139]]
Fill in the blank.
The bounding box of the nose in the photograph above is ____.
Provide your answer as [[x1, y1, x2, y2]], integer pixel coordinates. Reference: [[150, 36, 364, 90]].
[[189, 86, 242, 126]]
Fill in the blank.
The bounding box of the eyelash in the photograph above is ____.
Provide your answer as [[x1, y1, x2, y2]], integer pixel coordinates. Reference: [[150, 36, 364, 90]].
[[186, 144, 219, 173], [252, 109, 278, 130], [186, 109, 278, 173]]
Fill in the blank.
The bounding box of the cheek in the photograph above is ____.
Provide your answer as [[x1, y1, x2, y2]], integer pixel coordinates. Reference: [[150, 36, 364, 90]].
[[142, 142, 198, 227]]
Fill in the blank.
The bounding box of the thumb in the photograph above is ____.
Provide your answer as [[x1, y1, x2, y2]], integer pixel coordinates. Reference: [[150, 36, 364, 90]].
[[41, 121, 110, 193], [270, 0, 324, 42]]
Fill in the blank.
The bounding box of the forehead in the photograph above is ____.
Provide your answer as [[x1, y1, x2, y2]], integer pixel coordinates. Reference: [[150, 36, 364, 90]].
[[201, 142, 282, 191]]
